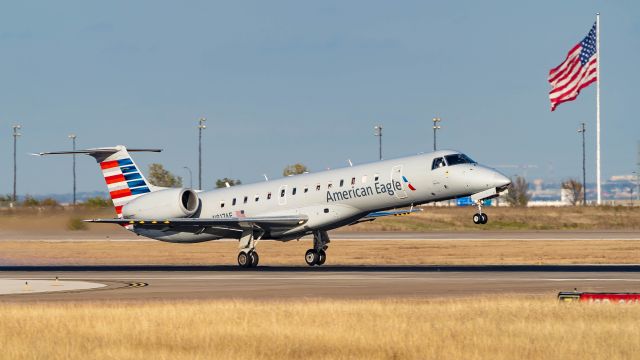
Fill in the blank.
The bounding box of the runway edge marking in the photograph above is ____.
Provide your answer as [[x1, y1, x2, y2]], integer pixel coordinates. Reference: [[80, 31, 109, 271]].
[[127, 282, 149, 288]]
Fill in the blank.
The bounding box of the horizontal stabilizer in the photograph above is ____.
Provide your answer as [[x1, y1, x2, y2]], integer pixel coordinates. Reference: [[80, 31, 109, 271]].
[[34, 147, 161, 156]]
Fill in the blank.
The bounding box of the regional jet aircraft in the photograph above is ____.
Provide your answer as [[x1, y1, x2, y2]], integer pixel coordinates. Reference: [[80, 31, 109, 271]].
[[39, 146, 510, 267]]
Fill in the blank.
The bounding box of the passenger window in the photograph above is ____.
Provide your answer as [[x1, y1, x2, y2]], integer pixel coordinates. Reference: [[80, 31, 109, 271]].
[[280, 189, 285, 197], [220, 201, 225, 208], [232, 198, 236, 206], [255, 195, 259, 202], [432, 157, 446, 170], [351, 177, 356, 186], [304, 186, 309, 193], [292, 187, 297, 195], [374, 174, 379, 181], [316, 184, 321, 191], [328, 182, 333, 189], [362, 175, 367, 183], [339, 179, 344, 187], [243, 196, 248, 204], [267, 192, 272, 200]]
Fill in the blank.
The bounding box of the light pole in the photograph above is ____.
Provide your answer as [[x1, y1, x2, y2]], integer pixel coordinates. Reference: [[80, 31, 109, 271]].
[[637, 171, 640, 203], [373, 125, 382, 160], [12, 124, 21, 202], [578, 123, 586, 205], [198, 117, 206, 190], [183, 166, 193, 189], [633, 171, 639, 206], [432, 117, 441, 151], [68, 134, 77, 205]]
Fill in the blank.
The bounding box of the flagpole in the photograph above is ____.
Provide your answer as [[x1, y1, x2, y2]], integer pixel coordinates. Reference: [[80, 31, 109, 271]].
[[596, 12, 601, 205]]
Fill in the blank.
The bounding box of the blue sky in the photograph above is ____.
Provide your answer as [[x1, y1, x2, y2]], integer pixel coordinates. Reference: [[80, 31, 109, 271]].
[[0, 1, 638, 195]]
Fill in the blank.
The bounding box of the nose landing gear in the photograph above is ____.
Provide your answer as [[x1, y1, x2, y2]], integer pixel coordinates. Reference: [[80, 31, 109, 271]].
[[473, 212, 487, 224], [472, 201, 488, 225]]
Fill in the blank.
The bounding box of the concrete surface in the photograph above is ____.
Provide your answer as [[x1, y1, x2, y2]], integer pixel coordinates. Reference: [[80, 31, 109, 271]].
[[2, 265, 640, 301]]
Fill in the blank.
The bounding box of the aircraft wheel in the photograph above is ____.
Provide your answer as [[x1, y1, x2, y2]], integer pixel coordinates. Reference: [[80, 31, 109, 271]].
[[473, 213, 482, 224], [305, 249, 319, 266], [237, 252, 252, 268], [480, 214, 488, 224], [317, 250, 326, 266], [250, 251, 260, 267]]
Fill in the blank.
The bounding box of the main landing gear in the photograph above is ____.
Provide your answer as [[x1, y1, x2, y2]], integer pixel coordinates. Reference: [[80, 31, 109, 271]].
[[472, 201, 488, 225], [305, 230, 329, 266], [237, 228, 263, 268], [237, 250, 259, 268]]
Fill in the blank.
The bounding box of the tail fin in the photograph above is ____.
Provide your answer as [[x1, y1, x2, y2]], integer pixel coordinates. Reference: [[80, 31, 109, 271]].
[[37, 145, 162, 217]]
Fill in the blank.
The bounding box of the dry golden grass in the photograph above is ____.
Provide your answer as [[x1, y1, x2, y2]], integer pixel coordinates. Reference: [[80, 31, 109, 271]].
[[2, 239, 640, 265], [345, 205, 640, 231], [1, 298, 639, 359], [0, 207, 126, 239]]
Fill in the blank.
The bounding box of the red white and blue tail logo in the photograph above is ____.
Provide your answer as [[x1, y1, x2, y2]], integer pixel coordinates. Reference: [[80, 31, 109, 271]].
[[100, 153, 152, 217]]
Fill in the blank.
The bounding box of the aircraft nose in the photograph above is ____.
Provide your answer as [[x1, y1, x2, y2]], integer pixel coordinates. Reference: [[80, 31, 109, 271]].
[[493, 172, 511, 189]]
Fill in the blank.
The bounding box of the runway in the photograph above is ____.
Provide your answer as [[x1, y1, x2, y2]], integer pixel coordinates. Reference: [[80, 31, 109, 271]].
[[2, 265, 640, 301]]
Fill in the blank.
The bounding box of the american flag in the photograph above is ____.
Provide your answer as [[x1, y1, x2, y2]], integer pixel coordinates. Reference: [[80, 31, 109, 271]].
[[548, 23, 597, 111]]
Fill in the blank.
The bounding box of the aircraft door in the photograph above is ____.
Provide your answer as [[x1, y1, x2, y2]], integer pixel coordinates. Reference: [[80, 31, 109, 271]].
[[278, 185, 288, 205], [430, 157, 449, 197], [391, 165, 408, 199]]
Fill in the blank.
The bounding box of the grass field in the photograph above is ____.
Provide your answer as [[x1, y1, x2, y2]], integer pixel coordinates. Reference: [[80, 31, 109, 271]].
[[346, 205, 640, 231], [1, 239, 640, 265], [1, 206, 639, 266], [0, 206, 640, 237], [1, 298, 639, 359]]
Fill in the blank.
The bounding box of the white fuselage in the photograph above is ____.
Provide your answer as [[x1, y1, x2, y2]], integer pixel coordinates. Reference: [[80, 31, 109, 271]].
[[136, 150, 509, 243]]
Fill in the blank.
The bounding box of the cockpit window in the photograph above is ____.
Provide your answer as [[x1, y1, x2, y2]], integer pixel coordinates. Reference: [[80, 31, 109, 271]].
[[444, 154, 476, 166], [431, 157, 446, 170]]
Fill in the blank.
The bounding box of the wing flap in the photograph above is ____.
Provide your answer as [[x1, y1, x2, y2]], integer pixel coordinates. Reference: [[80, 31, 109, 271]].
[[362, 208, 422, 220]]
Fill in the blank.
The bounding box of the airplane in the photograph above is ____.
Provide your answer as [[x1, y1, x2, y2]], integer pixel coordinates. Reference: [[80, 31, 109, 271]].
[[38, 145, 510, 268]]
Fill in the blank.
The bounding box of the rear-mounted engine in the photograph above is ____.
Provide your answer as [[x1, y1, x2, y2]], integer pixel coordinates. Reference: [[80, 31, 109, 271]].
[[121, 188, 199, 219]]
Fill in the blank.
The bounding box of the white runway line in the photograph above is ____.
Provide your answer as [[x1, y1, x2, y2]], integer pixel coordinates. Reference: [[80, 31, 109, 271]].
[[4, 276, 640, 282], [0, 279, 106, 295]]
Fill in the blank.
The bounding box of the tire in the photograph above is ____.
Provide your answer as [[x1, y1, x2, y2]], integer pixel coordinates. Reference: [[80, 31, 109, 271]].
[[473, 213, 482, 224], [237, 252, 251, 268], [305, 249, 318, 266], [317, 250, 326, 265], [480, 214, 488, 224], [250, 251, 260, 267]]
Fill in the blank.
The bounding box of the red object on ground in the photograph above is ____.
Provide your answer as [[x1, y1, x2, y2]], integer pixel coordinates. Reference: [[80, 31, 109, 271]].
[[558, 291, 640, 304]]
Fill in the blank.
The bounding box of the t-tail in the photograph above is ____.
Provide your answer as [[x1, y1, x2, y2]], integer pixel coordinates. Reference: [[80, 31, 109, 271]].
[[36, 145, 162, 217]]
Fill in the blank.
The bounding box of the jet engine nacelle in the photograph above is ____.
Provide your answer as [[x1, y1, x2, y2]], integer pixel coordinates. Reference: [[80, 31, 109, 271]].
[[121, 188, 199, 219]]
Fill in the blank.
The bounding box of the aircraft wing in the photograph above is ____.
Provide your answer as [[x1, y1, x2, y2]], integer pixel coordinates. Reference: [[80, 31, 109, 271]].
[[348, 208, 422, 226], [362, 208, 422, 219], [85, 215, 308, 233]]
